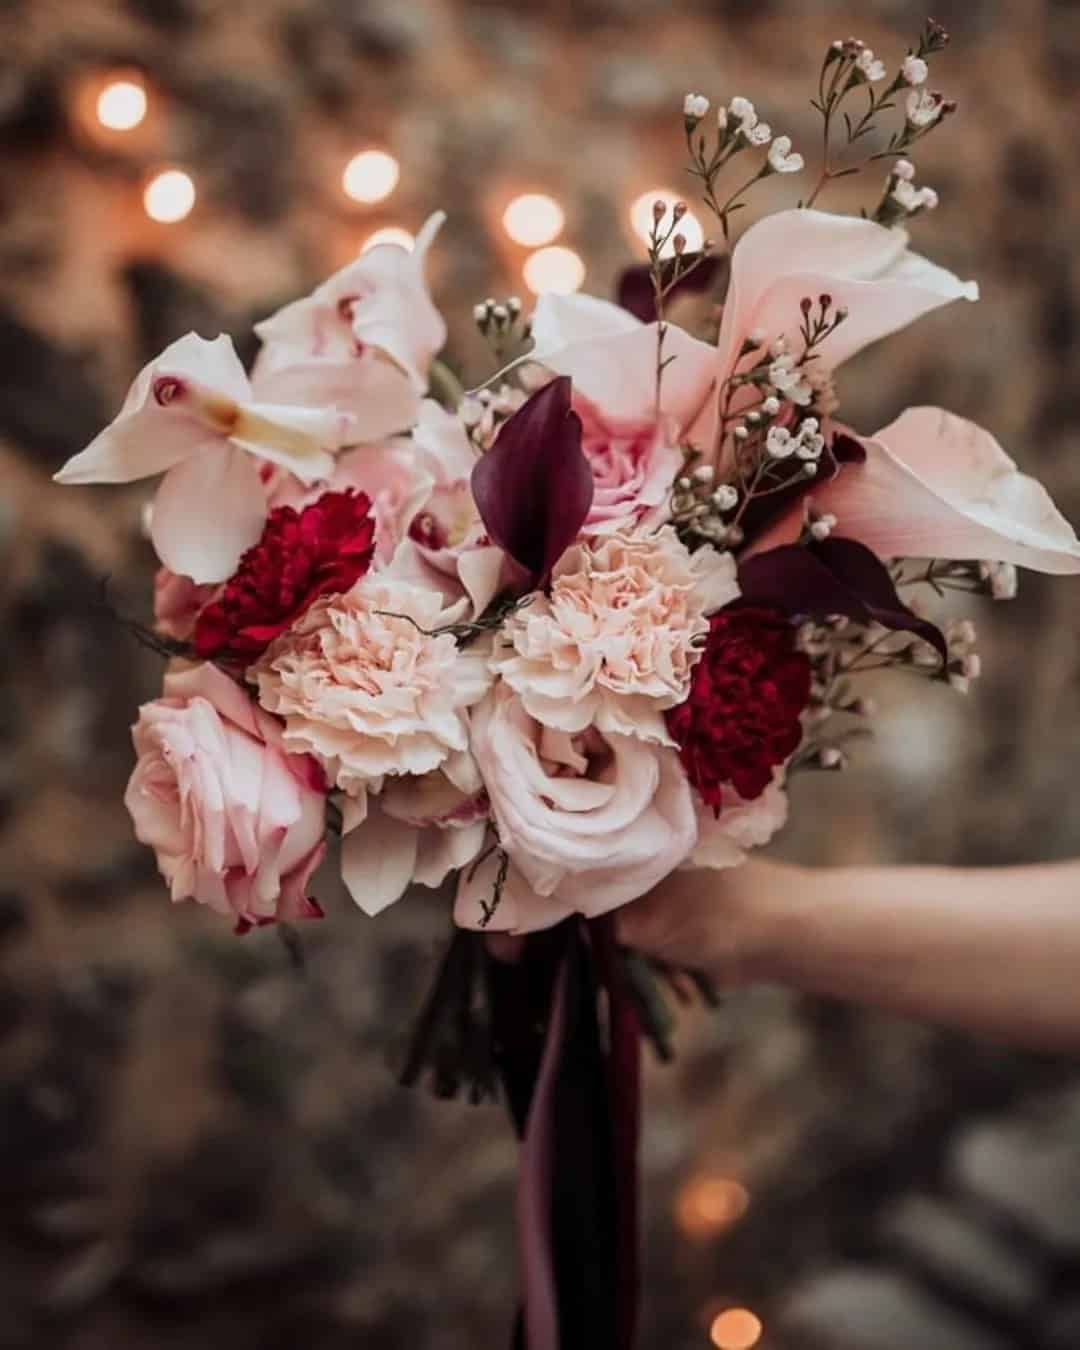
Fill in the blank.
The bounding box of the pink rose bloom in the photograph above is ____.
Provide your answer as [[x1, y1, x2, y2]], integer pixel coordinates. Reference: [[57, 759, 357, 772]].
[[153, 569, 217, 642], [575, 397, 683, 533], [495, 527, 739, 742], [124, 663, 327, 927], [455, 684, 697, 934]]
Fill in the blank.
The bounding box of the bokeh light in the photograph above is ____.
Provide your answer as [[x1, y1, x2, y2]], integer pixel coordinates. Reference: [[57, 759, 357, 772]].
[[95, 78, 148, 131], [522, 245, 585, 295], [342, 150, 400, 204], [362, 226, 415, 252], [710, 1308, 763, 1350], [676, 1177, 750, 1240], [502, 192, 565, 247], [143, 170, 197, 223], [629, 188, 705, 258]]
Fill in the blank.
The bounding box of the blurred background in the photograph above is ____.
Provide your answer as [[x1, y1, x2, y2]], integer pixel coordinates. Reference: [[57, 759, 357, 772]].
[[3, 0, 1080, 1347]]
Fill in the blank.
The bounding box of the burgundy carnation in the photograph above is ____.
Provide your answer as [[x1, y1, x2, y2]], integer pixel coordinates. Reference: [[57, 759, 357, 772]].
[[194, 490, 376, 664], [666, 607, 811, 811]]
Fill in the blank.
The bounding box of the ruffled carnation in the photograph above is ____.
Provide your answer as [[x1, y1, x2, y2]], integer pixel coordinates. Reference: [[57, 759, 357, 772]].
[[666, 607, 811, 808], [194, 490, 376, 664], [495, 527, 739, 742], [249, 574, 490, 799]]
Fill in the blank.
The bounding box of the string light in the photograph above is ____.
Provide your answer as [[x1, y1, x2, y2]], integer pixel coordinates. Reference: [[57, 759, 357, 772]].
[[522, 245, 585, 295], [96, 77, 148, 131], [676, 1177, 750, 1240], [343, 150, 400, 205], [629, 188, 705, 258], [362, 226, 415, 252], [502, 193, 565, 247], [144, 169, 197, 223], [709, 1309, 763, 1350]]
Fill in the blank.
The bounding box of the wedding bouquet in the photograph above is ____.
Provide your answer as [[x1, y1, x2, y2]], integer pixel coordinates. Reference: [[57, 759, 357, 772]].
[[54, 20, 1080, 1349]]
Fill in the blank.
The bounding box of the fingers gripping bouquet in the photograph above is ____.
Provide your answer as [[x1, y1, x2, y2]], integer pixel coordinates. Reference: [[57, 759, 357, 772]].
[[56, 20, 1080, 1349]]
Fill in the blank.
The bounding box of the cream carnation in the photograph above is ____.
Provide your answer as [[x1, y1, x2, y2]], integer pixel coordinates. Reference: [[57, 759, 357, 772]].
[[250, 575, 490, 799], [494, 526, 739, 742]]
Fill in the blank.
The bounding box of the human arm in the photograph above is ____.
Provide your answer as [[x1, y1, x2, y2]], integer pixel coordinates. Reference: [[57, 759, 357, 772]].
[[617, 858, 1080, 1050]]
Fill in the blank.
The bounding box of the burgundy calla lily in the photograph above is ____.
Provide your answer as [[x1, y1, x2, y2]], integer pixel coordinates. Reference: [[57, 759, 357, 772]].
[[738, 535, 947, 662], [471, 375, 594, 588]]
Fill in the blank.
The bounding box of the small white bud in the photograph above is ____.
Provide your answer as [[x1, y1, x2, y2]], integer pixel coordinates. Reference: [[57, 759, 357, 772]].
[[963, 653, 982, 680], [767, 134, 804, 174], [893, 158, 916, 181], [677, 476, 692, 491], [712, 484, 739, 511], [906, 89, 944, 129], [766, 426, 794, 459], [762, 395, 781, 416], [919, 187, 939, 210], [988, 561, 1018, 600], [734, 424, 749, 441], [747, 328, 767, 347], [902, 54, 929, 86], [855, 48, 886, 82], [684, 92, 710, 121], [819, 747, 844, 769], [473, 302, 488, 323], [692, 464, 715, 483]]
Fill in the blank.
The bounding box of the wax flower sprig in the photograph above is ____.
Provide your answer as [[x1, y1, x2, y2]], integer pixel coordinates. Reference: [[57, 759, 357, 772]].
[[805, 17, 954, 209]]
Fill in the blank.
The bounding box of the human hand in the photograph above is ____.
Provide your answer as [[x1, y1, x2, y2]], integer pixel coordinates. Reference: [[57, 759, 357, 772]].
[[616, 857, 800, 986]]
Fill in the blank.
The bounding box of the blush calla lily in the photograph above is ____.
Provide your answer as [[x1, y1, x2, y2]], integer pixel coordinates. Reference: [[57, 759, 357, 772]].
[[54, 333, 355, 583], [753, 408, 1080, 575], [716, 209, 979, 384]]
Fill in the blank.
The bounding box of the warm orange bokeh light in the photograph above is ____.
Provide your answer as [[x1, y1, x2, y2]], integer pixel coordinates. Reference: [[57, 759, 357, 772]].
[[629, 188, 705, 257], [342, 150, 400, 205], [522, 245, 585, 295], [96, 78, 148, 131], [143, 170, 196, 224], [502, 192, 565, 247], [710, 1308, 763, 1350], [676, 1177, 750, 1240]]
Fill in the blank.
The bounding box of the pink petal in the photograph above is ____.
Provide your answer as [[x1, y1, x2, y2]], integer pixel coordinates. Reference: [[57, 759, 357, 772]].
[[340, 809, 418, 916], [534, 322, 718, 446], [717, 210, 978, 381], [761, 408, 1080, 574], [251, 347, 421, 443], [151, 446, 267, 583], [530, 292, 641, 349]]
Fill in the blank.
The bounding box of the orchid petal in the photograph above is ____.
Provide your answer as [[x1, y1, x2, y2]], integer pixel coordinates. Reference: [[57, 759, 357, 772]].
[[150, 446, 266, 583], [54, 333, 249, 486]]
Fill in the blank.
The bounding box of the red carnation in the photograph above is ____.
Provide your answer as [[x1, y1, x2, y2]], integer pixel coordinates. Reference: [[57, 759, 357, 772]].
[[666, 607, 811, 811], [194, 490, 376, 664]]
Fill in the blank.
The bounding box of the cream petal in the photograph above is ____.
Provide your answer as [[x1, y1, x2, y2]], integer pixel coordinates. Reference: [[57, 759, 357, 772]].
[[717, 210, 978, 380], [150, 446, 266, 583], [340, 809, 418, 916], [251, 347, 422, 442], [758, 407, 1080, 574]]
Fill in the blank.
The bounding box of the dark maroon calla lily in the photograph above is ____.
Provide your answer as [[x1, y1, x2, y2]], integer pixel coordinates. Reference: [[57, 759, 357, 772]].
[[471, 375, 594, 589], [738, 535, 947, 662], [615, 254, 723, 324]]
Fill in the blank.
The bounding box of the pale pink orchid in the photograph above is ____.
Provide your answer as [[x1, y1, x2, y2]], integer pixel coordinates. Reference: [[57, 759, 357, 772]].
[[716, 209, 978, 388], [254, 212, 447, 397], [752, 407, 1080, 574], [54, 333, 355, 583], [389, 400, 508, 617]]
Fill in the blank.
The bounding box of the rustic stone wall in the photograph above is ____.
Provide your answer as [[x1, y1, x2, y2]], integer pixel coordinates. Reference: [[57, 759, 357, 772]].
[[2, 1, 1080, 1347]]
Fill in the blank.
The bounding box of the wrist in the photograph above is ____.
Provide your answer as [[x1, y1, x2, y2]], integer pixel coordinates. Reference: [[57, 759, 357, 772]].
[[729, 859, 814, 985]]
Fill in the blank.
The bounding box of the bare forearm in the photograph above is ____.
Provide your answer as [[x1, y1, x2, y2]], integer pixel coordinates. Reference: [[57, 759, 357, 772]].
[[752, 861, 1080, 1049]]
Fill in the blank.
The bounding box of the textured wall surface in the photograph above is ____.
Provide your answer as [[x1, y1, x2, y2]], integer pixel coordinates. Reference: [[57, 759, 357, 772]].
[[2, 1, 1080, 1347]]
